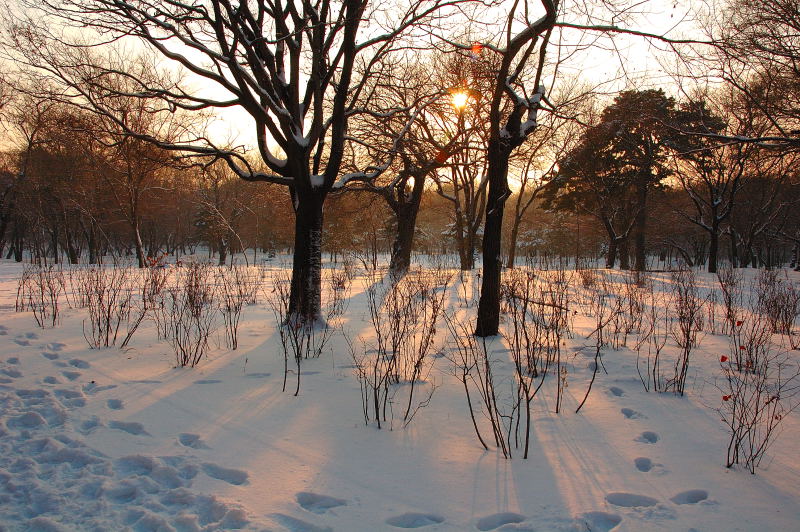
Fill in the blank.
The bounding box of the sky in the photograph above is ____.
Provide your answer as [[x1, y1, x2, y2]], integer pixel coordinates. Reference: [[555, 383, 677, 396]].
[[1, 0, 707, 156]]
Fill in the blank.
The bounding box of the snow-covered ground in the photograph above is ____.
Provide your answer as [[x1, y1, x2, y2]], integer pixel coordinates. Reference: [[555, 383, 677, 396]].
[[0, 258, 798, 532]]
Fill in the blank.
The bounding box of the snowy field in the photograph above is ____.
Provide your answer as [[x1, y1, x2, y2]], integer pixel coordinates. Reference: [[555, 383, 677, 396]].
[[0, 257, 798, 532]]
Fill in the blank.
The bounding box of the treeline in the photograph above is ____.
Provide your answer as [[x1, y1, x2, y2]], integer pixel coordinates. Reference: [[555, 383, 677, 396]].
[[1, 94, 797, 272]]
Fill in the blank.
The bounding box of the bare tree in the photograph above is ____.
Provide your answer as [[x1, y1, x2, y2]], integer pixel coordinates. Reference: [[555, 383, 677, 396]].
[[6, 0, 472, 321]]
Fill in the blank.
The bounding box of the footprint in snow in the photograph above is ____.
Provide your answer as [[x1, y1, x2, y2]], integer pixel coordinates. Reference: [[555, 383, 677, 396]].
[[7, 357, 19, 364], [109, 420, 150, 436], [605, 493, 659, 508], [46, 342, 65, 351], [634, 431, 659, 444], [269, 513, 332, 532], [296, 492, 347, 514], [608, 386, 625, 397], [6, 411, 47, 429], [385, 513, 445, 528], [621, 408, 645, 419], [476, 512, 525, 531], [634, 457, 654, 472], [13, 338, 30, 347], [178, 433, 209, 449], [2, 368, 22, 378], [68, 359, 90, 369], [107, 399, 124, 410], [194, 379, 222, 384], [42, 376, 60, 384], [42, 352, 59, 360], [62, 371, 81, 381], [25, 332, 39, 339], [578, 512, 622, 532], [202, 463, 248, 485], [670, 490, 709, 505], [54, 389, 86, 407], [80, 416, 103, 434]]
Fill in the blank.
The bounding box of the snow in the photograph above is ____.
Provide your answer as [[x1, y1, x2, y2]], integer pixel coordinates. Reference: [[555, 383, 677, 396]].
[[0, 259, 798, 531]]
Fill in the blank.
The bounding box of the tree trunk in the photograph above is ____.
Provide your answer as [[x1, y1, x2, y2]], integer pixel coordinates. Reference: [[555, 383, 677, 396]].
[[606, 238, 617, 269], [288, 190, 325, 322], [133, 221, 146, 268], [389, 175, 425, 278], [476, 139, 510, 337], [506, 217, 521, 269], [389, 206, 417, 278], [708, 220, 719, 273], [619, 238, 630, 270], [218, 238, 227, 266], [633, 179, 648, 271]]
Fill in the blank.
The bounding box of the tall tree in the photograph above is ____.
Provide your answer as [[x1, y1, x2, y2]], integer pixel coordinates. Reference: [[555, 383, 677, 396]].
[[7, 0, 468, 321], [474, 0, 558, 336]]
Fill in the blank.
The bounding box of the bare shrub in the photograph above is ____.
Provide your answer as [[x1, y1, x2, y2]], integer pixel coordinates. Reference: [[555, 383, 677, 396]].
[[16, 264, 64, 328], [503, 269, 553, 456], [161, 263, 217, 367], [717, 337, 800, 473], [667, 267, 705, 395], [754, 270, 800, 336], [218, 264, 259, 350], [635, 287, 670, 392], [352, 273, 446, 428], [444, 310, 509, 457], [82, 265, 135, 348], [717, 266, 744, 336], [577, 267, 597, 290], [267, 268, 339, 395]]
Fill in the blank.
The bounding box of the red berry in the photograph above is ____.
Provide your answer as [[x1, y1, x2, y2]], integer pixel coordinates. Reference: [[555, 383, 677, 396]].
[[720, 355, 728, 363]]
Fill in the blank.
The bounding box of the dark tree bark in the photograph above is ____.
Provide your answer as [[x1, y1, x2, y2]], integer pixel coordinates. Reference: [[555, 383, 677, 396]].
[[633, 178, 648, 271], [476, 137, 512, 336], [389, 173, 425, 277], [475, 1, 557, 337], [289, 189, 325, 320]]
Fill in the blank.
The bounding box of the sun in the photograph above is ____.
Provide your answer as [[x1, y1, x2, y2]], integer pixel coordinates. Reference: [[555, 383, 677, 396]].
[[451, 91, 470, 111]]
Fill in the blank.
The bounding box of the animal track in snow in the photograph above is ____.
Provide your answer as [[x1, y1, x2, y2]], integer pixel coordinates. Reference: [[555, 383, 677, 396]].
[[605, 492, 659, 508], [621, 408, 645, 419], [68, 359, 90, 369], [46, 342, 65, 351], [109, 420, 150, 436], [670, 490, 708, 505], [42, 376, 59, 384], [42, 352, 59, 360], [2, 368, 22, 378], [202, 463, 248, 485], [578, 512, 622, 532], [62, 371, 81, 381], [296, 492, 347, 514], [178, 433, 209, 449], [608, 387, 625, 397], [635, 431, 659, 444], [7, 357, 19, 364], [476, 512, 525, 530], [634, 457, 653, 472], [385, 512, 445, 528], [107, 399, 124, 410]]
